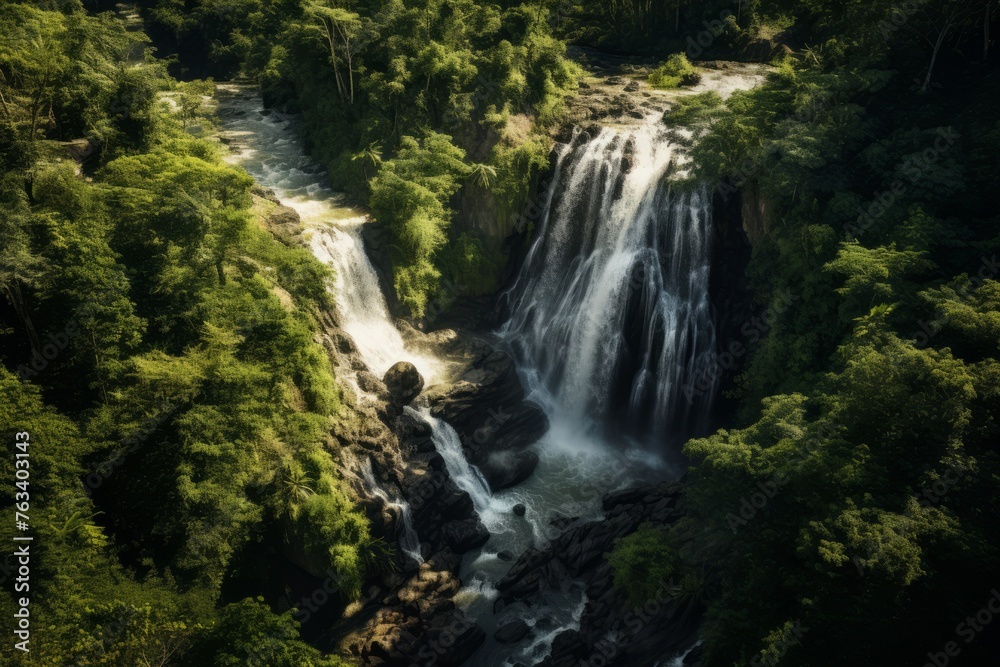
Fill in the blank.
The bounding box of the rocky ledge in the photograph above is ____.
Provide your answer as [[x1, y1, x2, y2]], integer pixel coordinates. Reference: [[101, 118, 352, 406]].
[[493, 482, 701, 666], [340, 549, 485, 666]]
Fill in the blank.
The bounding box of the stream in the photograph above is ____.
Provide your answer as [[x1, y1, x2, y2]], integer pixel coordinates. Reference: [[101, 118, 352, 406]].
[[216, 66, 761, 665]]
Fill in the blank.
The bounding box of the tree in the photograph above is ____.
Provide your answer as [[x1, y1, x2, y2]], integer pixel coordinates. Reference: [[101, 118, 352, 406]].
[[467, 162, 497, 190], [351, 141, 382, 180], [305, 1, 363, 104], [0, 5, 69, 139]]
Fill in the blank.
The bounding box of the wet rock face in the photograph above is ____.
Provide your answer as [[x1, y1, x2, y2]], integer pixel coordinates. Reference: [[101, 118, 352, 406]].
[[383, 361, 424, 406], [495, 619, 532, 644], [494, 482, 701, 666], [339, 411, 492, 667], [394, 419, 488, 557], [426, 344, 548, 461]]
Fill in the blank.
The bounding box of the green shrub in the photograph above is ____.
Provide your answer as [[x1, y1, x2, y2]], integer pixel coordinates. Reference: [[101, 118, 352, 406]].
[[663, 91, 724, 125], [648, 53, 701, 89], [607, 524, 678, 604], [439, 233, 505, 297]]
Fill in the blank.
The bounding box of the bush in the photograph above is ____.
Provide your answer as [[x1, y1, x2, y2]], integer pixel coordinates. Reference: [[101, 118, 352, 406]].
[[607, 524, 677, 604], [648, 53, 701, 89]]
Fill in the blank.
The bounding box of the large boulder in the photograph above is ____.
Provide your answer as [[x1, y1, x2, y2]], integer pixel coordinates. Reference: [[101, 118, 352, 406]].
[[383, 361, 424, 406], [478, 449, 539, 491], [441, 518, 490, 553]]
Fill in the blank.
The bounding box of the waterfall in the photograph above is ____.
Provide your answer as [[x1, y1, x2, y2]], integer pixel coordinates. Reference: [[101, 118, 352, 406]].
[[218, 83, 723, 666], [216, 84, 441, 385], [309, 222, 439, 381], [659, 639, 703, 667], [217, 86, 429, 566], [501, 120, 718, 450], [414, 407, 514, 532], [358, 457, 423, 565]]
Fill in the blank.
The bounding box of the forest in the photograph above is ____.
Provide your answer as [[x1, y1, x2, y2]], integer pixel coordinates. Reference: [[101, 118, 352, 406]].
[[2, 0, 999, 666]]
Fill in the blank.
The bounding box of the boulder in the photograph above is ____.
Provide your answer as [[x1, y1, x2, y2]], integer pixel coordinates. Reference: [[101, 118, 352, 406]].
[[383, 361, 424, 406], [479, 449, 539, 491], [441, 518, 490, 553], [548, 514, 579, 531], [427, 348, 548, 455], [601, 484, 654, 511]]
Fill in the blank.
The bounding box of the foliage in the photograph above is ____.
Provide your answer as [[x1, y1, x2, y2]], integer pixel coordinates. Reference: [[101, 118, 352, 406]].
[[607, 524, 678, 605], [0, 4, 365, 664], [675, 2, 1000, 664], [648, 53, 700, 89]]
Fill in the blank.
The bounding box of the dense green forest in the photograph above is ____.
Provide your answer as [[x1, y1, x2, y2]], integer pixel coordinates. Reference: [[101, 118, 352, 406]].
[[652, 2, 1000, 666], [1, 2, 366, 663], [3, 0, 1000, 665]]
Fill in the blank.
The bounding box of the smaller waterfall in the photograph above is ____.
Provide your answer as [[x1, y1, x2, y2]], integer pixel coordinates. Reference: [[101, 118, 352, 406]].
[[217, 83, 442, 386], [413, 408, 513, 529], [359, 457, 423, 565], [310, 223, 441, 383], [660, 640, 703, 667]]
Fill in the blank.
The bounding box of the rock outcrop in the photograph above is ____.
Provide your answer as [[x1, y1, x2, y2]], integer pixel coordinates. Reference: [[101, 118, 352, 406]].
[[340, 551, 485, 666], [425, 344, 548, 491]]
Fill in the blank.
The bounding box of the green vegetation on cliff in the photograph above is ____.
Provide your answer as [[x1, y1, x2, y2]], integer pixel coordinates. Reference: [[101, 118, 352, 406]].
[[1, 2, 367, 664], [139, 0, 580, 315]]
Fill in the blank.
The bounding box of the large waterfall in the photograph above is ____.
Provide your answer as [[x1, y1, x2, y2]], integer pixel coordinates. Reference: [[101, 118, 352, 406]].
[[502, 122, 718, 451]]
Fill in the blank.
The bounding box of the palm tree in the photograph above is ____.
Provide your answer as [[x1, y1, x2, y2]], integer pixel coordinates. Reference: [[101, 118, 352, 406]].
[[467, 163, 497, 191], [352, 142, 383, 180], [280, 464, 315, 506], [50, 510, 103, 540]]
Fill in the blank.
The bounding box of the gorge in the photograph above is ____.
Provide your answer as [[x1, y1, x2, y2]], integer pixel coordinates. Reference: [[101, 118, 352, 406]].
[[216, 65, 760, 666]]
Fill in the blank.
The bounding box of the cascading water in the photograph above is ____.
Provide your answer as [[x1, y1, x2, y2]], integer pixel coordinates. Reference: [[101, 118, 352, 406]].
[[216, 78, 737, 667], [359, 457, 423, 566], [455, 116, 720, 667], [216, 84, 441, 385], [216, 83, 435, 567], [501, 122, 718, 451], [415, 408, 496, 519]]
